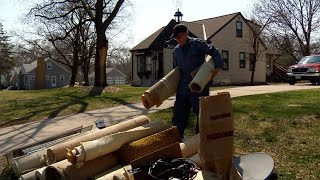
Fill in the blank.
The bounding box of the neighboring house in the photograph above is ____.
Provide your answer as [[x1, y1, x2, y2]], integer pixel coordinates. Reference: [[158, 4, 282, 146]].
[[89, 68, 127, 86], [0, 75, 6, 88], [16, 57, 71, 90], [130, 12, 278, 86]]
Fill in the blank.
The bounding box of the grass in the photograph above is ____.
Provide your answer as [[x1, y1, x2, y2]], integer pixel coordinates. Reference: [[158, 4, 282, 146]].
[[0, 84, 232, 127], [0, 85, 148, 127], [147, 89, 320, 179]]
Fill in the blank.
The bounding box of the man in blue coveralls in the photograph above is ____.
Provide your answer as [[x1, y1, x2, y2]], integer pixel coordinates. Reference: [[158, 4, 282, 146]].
[[170, 24, 223, 137]]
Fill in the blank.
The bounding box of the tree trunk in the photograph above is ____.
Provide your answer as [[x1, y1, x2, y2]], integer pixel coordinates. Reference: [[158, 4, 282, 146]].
[[0, 73, 2, 89], [81, 61, 90, 86], [94, 28, 108, 87], [250, 57, 257, 86], [70, 67, 78, 87]]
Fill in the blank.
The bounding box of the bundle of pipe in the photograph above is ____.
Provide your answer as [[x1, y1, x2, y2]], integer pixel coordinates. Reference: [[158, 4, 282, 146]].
[[119, 127, 181, 164], [189, 55, 215, 93], [141, 67, 180, 109], [45, 115, 150, 164], [67, 121, 169, 167], [44, 153, 118, 180], [13, 149, 47, 176], [180, 133, 200, 158]]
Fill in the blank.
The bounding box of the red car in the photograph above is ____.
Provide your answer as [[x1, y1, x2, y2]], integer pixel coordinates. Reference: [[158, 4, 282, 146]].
[[287, 55, 320, 85]]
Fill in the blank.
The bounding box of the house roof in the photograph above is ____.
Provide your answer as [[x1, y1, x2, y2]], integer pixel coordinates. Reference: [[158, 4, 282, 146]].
[[181, 21, 206, 40], [192, 12, 239, 39], [131, 19, 202, 51], [21, 60, 37, 74], [89, 68, 127, 77], [20, 58, 70, 74], [131, 26, 165, 51]]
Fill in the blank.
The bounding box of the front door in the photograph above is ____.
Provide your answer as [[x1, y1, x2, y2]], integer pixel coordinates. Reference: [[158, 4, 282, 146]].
[[51, 76, 56, 87]]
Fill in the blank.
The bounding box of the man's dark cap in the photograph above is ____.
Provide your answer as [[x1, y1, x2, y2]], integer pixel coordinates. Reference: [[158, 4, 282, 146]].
[[170, 24, 188, 38]]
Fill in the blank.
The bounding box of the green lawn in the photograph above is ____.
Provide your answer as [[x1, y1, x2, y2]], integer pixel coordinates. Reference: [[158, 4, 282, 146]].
[[148, 89, 320, 179], [0, 85, 233, 127], [0, 85, 148, 127]]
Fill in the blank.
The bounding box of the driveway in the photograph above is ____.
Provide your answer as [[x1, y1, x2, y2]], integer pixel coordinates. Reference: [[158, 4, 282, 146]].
[[0, 83, 319, 155]]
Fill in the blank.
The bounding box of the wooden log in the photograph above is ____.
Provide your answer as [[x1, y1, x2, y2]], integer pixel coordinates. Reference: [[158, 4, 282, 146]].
[[44, 153, 118, 180], [141, 67, 180, 109], [45, 115, 150, 164], [67, 121, 169, 167], [189, 55, 215, 93]]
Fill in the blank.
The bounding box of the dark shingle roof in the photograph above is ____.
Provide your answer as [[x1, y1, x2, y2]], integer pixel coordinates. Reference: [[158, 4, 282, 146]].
[[131, 26, 166, 51], [192, 12, 239, 38], [131, 12, 242, 51]]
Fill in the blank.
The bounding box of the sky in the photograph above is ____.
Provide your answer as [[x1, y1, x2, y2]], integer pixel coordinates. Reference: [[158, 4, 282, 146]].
[[0, 0, 253, 48]]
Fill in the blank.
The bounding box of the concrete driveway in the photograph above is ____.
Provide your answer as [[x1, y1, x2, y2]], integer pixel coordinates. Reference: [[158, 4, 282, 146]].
[[0, 83, 319, 155]]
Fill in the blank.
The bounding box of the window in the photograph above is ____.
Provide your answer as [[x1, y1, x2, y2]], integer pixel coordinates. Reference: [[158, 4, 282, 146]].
[[137, 55, 146, 73], [221, 50, 229, 70], [60, 75, 65, 82], [30, 75, 35, 80], [146, 56, 152, 71], [239, 52, 246, 68], [249, 53, 255, 71], [236, 21, 243, 37], [47, 62, 52, 70], [51, 76, 56, 87], [46, 75, 49, 80], [24, 75, 28, 85]]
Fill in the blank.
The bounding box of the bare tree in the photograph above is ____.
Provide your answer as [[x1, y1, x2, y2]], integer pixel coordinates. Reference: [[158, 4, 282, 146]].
[[80, 0, 126, 87], [245, 19, 271, 85], [254, 0, 320, 57], [26, 0, 130, 88], [26, 2, 96, 86]]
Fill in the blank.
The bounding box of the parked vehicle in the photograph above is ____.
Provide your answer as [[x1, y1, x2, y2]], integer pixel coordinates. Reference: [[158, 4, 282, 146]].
[[287, 55, 320, 85]]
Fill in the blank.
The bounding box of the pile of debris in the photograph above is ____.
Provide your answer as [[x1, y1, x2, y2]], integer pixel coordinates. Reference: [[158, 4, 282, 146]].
[[11, 56, 275, 180]]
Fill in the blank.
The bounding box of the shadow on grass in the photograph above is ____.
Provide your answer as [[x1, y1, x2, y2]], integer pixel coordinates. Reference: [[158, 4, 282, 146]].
[[0, 86, 134, 127], [0, 164, 17, 180]]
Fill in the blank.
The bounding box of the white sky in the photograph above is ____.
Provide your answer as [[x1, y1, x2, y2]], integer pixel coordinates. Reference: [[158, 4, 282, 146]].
[[0, 0, 253, 48]]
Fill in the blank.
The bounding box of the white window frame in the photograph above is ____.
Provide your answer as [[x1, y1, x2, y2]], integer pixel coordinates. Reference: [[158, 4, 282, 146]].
[[47, 62, 52, 70]]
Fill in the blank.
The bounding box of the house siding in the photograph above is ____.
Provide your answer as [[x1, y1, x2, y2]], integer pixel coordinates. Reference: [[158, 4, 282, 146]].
[[210, 14, 266, 84], [89, 68, 127, 86], [44, 60, 71, 89]]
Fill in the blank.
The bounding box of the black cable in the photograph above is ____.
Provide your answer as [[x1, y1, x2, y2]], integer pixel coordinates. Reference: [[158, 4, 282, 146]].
[[147, 158, 200, 180]]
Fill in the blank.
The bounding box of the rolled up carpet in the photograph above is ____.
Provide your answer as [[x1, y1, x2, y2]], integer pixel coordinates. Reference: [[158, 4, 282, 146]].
[[67, 121, 169, 167], [180, 134, 200, 158], [141, 67, 180, 109], [189, 55, 215, 93], [119, 127, 180, 164], [19, 170, 36, 180], [34, 166, 46, 180], [94, 165, 134, 180], [44, 153, 118, 180], [13, 149, 47, 176], [45, 115, 150, 164]]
